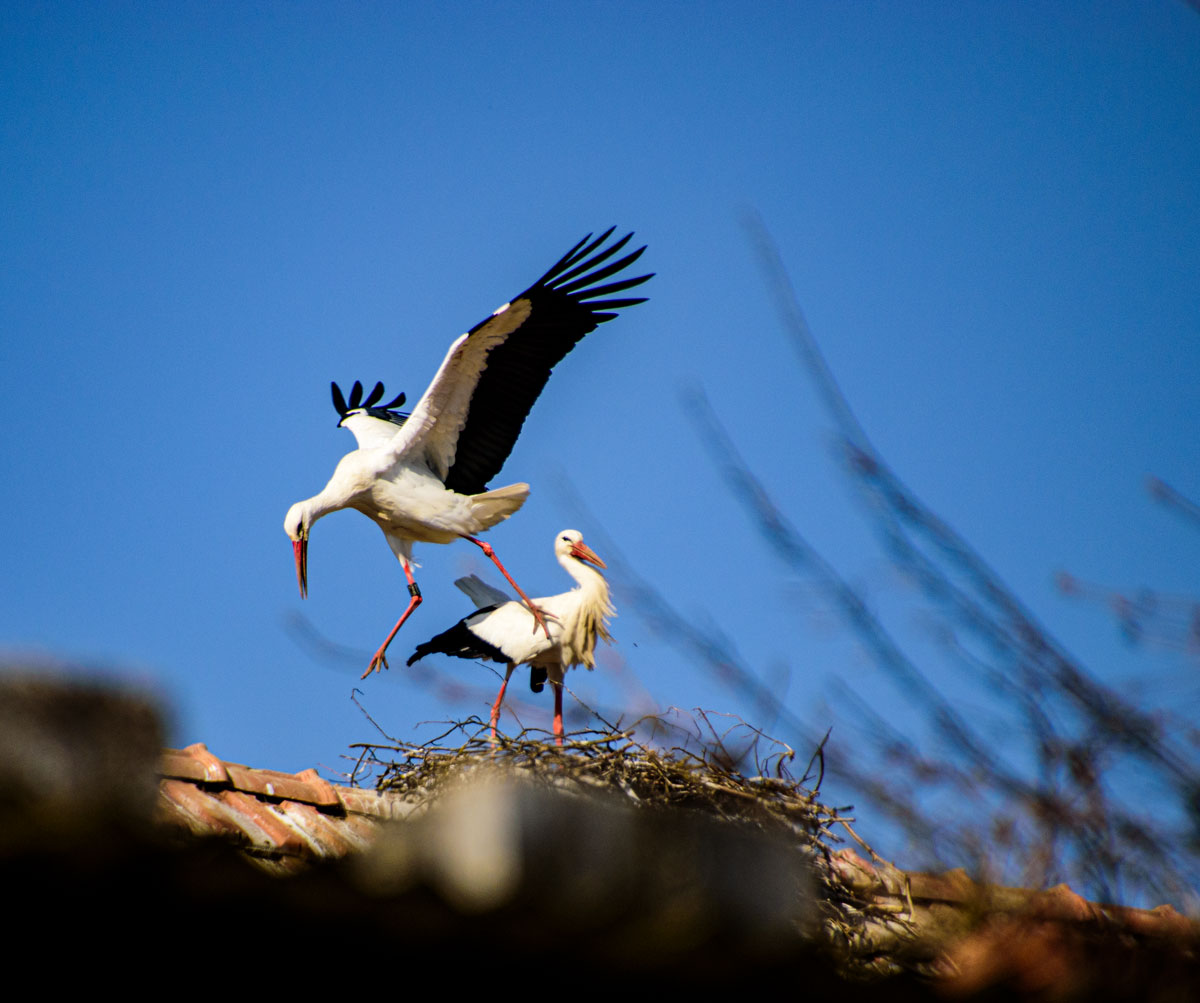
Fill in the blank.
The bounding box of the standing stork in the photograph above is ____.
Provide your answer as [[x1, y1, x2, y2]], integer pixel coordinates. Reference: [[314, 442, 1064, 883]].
[[284, 230, 649, 679], [407, 529, 614, 746]]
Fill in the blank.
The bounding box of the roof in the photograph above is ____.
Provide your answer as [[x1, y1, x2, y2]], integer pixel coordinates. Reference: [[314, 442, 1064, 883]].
[[153, 741, 1200, 1001], [2, 672, 1196, 996], [829, 846, 1199, 997], [157, 742, 409, 874]]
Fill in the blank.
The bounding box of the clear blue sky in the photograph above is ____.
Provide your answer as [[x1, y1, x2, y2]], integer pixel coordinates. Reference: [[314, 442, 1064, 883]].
[[2, 3, 1197, 873]]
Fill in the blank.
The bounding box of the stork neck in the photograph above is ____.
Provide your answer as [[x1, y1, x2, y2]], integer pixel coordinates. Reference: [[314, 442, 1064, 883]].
[[556, 554, 615, 669], [297, 484, 348, 529], [560, 554, 608, 596]]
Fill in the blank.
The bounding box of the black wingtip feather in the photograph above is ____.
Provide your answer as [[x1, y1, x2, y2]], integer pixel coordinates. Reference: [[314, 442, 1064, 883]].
[[562, 269, 653, 301], [550, 231, 634, 288], [331, 381, 347, 417], [534, 232, 595, 287], [363, 381, 386, 408], [533, 227, 623, 289], [585, 296, 650, 312], [571, 226, 617, 263]]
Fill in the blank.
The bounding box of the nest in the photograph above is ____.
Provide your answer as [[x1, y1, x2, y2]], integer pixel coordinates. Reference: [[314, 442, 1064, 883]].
[[350, 708, 918, 978]]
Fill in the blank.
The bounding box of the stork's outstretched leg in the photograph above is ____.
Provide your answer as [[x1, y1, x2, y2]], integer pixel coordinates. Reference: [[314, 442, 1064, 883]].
[[489, 664, 517, 744], [552, 681, 564, 748], [362, 566, 422, 679], [464, 535, 551, 638]]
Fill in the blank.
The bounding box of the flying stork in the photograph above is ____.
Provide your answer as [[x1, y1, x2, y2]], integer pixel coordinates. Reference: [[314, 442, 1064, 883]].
[[284, 230, 649, 679], [407, 529, 614, 746]]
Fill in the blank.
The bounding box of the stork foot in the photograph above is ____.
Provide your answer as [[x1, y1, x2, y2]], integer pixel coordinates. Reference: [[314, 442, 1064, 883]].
[[525, 603, 559, 634], [360, 588, 422, 681], [527, 604, 552, 638], [361, 649, 390, 680]]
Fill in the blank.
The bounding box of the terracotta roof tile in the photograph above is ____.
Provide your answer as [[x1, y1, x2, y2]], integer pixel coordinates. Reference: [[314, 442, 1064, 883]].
[[156, 745, 410, 869], [161, 743, 229, 784], [273, 798, 363, 857], [1118, 903, 1194, 939], [827, 845, 1200, 989], [158, 778, 249, 841]]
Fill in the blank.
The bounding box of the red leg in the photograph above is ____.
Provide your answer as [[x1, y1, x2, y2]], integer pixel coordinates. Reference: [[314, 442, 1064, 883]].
[[464, 536, 551, 639], [552, 681, 564, 748], [361, 567, 422, 679], [489, 664, 515, 743]]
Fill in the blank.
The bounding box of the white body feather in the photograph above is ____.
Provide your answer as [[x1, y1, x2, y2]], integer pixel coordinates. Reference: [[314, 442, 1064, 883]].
[[459, 531, 613, 684]]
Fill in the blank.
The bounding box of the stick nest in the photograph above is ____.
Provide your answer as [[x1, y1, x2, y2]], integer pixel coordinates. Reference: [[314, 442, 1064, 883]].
[[350, 708, 918, 976]]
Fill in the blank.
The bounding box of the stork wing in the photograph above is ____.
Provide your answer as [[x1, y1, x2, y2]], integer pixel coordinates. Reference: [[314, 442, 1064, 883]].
[[331, 380, 410, 449], [454, 573, 513, 609], [343, 413, 409, 450], [384, 229, 652, 492]]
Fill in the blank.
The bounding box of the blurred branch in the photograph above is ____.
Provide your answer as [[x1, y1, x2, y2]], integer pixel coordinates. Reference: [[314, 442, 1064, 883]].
[[683, 388, 1025, 788], [712, 213, 1200, 906], [1147, 476, 1200, 529], [1056, 571, 1200, 661]]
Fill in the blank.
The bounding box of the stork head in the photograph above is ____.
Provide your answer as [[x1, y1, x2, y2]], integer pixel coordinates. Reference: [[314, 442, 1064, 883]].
[[556, 529, 606, 570], [283, 502, 311, 599]]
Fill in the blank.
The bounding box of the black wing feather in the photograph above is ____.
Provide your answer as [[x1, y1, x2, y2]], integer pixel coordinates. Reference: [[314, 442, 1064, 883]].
[[562, 272, 651, 302], [363, 381, 386, 408], [535, 228, 615, 286], [331, 382, 349, 417], [535, 232, 600, 282], [555, 247, 645, 295], [381, 390, 407, 409], [406, 607, 508, 666], [442, 230, 653, 495], [585, 297, 650, 311], [550, 231, 632, 287]]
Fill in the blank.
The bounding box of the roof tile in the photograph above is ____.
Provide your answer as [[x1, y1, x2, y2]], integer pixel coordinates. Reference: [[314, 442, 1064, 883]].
[[156, 746, 410, 871]]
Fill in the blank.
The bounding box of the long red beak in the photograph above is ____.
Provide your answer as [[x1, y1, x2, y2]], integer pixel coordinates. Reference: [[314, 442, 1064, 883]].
[[570, 540, 606, 569], [294, 537, 308, 598]]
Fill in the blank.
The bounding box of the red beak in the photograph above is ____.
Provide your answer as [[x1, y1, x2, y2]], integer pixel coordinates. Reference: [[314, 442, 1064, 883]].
[[570, 540, 606, 569], [294, 537, 308, 598]]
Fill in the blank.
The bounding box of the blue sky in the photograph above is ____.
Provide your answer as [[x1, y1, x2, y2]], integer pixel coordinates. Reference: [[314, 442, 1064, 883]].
[[2, 3, 1197, 875]]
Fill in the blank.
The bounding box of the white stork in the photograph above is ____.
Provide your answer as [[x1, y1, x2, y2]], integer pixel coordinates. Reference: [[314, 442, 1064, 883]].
[[407, 529, 614, 746], [284, 230, 649, 679]]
